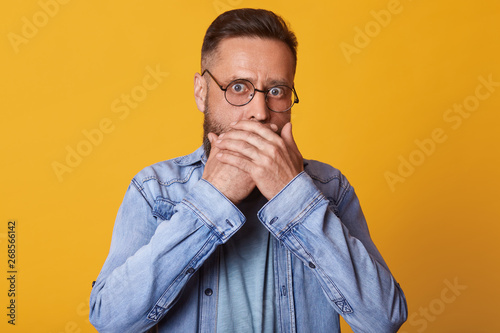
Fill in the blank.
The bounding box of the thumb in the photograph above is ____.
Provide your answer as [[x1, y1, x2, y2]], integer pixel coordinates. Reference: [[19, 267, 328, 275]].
[[282, 122, 303, 172], [281, 122, 303, 172], [281, 122, 298, 150], [207, 133, 221, 156], [208, 132, 218, 143]]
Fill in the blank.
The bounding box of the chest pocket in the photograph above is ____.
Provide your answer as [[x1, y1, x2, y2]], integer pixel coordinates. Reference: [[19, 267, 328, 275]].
[[152, 197, 178, 221]]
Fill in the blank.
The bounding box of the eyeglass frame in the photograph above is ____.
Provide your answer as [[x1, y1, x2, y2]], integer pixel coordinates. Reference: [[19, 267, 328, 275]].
[[201, 69, 299, 113]]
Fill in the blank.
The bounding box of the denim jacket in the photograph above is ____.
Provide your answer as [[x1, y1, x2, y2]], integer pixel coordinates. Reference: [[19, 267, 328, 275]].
[[89, 146, 407, 333]]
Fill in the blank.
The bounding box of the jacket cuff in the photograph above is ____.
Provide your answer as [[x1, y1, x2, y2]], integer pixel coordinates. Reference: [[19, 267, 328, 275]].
[[258, 171, 325, 237], [181, 179, 245, 242]]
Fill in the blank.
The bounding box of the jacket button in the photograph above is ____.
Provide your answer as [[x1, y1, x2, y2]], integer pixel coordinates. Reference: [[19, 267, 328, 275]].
[[186, 268, 195, 274], [309, 262, 316, 269], [205, 288, 213, 296]]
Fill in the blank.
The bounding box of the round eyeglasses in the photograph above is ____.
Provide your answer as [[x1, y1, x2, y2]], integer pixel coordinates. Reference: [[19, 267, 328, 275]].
[[202, 70, 299, 112]]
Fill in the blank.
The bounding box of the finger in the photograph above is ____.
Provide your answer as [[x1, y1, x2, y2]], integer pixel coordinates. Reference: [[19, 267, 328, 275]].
[[230, 120, 280, 142], [230, 120, 276, 131], [208, 132, 218, 143], [217, 128, 268, 150], [216, 149, 254, 174], [207, 132, 222, 157], [215, 135, 263, 161]]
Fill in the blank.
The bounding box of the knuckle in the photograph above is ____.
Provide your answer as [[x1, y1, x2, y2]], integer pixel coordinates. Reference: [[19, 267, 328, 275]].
[[268, 145, 279, 159], [277, 140, 287, 150], [253, 165, 266, 178], [261, 154, 273, 167]]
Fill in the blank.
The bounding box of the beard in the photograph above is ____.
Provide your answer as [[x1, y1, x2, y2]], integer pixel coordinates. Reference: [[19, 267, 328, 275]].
[[202, 97, 225, 158]]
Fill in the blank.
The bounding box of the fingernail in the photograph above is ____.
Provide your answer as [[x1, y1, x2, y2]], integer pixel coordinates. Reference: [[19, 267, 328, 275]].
[[230, 121, 237, 126]]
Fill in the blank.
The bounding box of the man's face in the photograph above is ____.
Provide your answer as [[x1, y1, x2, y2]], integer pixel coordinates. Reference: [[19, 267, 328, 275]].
[[200, 37, 296, 155]]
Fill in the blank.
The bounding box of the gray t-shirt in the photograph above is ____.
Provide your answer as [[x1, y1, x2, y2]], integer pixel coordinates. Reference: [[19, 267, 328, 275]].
[[216, 189, 276, 333]]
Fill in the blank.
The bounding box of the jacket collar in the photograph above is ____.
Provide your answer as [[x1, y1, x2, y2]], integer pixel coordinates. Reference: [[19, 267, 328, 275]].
[[173, 145, 207, 166]]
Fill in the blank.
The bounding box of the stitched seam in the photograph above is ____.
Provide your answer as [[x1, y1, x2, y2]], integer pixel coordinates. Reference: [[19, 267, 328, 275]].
[[152, 211, 167, 221], [308, 173, 342, 184], [182, 199, 225, 240], [155, 197, 178, 205], [140, 164, 202, 187], [275, 192, 324, 239], [336, 178, 351, 207], [290, 232, 347, 304], [131, 177, 143, 191], [147, 235, 215, 314], [153, 198, 178, 221], [131, 178, 154, 210]]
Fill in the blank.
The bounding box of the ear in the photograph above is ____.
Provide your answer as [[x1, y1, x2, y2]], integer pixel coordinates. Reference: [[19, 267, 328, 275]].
[[194, 73, 207, 113]]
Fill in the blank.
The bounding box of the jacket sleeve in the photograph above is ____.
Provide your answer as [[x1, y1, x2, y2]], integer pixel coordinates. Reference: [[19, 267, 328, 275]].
[[89, 178, 245, 333], [257, 171, 408, 333]]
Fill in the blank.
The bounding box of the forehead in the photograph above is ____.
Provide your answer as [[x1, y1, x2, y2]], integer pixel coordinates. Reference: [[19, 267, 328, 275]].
[[211, 37, 295, 83]]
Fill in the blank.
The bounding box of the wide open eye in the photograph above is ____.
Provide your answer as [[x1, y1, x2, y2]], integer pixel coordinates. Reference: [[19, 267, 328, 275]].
[[266, 86, 294, 112], [225, 80, 254, 105], [229, 80, 251, 94], [268, 86, 284, 97]]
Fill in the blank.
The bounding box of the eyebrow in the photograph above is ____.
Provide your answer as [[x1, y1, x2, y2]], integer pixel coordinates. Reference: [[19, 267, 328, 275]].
[[227, 75, 292, 88], [267, 78, 291, 87]]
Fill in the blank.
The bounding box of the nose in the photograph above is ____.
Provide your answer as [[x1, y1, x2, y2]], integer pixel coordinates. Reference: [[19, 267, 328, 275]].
[[243, 90, 270, 122]]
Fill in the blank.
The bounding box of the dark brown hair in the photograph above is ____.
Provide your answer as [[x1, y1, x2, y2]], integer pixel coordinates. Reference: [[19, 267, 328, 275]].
[[201, 8, 298, 71]]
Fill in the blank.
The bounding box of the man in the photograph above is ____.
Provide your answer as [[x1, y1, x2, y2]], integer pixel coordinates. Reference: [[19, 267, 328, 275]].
[[89, 8, 407, 333]]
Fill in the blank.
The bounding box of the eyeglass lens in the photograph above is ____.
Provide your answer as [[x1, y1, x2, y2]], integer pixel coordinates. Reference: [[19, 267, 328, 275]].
[[225, 79, 294, 112]]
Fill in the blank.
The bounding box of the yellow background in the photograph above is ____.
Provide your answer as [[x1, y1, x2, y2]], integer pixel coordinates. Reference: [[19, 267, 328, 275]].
[[1, 0, 499, 332]]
